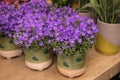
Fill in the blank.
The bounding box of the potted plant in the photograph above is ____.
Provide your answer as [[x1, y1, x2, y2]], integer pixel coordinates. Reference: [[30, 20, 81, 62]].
[[0, 2, 22, 59], [12, 0, 53, 71], [48, 7, 98, 78], [82, 0, 120, 55]]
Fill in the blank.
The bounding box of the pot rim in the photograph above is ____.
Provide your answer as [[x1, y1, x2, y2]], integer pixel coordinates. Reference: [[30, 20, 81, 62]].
[[97, 19, 120, 25]]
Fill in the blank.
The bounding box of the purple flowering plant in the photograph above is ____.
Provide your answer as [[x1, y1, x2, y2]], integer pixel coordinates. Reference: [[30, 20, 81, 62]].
[[48, 7, 98, 56], [0, 2, 23, 39], [12, 0, 54, 50], [0, 1, 97, 54]]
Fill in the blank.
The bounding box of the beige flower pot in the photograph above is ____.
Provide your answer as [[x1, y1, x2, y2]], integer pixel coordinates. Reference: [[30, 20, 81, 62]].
[[25, 59, 52, 71], [0, 37, 22, 59], [57, 54, 86, 78], [24, 48, 52, 71], [57, 65, 85, 78], [0, 49, 22, 59], [95, 19, 120, 55]]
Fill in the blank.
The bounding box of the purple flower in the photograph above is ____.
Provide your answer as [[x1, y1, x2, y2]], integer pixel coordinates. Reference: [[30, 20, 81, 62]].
[[53, 48, 56, 51], [78, 39, 82, 43], [48, 7, 98, 55], [58, 49, 63, 55], [39, 42, 44, 46], [0, 0, 54, 50], [70, 43, 74, 47]]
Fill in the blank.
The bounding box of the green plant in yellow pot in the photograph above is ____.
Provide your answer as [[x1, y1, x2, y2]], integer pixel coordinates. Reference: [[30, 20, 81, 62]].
[[12, 0, 53, 71], [50, 7, 98, 78], [0, 2, 22, 59], [82, 0, 120, 55]]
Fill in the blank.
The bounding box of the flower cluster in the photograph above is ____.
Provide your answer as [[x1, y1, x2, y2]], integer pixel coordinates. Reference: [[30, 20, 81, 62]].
[[0, 1, 98, 55], [47, 7, 98, 55], [12, 0, 53, 50], [0, 2, 22, 37]]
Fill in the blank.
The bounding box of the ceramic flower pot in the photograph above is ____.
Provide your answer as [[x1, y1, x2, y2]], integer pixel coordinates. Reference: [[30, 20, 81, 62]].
[[95, 20, 120, 55], [57, 54, 86, 78], [0, 37, 22, 59], [24, 48, 52, 71]]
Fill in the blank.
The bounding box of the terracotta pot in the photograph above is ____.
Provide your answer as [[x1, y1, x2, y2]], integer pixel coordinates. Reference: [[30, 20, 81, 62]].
[[57, 54, 86, 78], [0, 37, 22, 59], [95, 19, 120, 55], [24, 48, 52, 71]]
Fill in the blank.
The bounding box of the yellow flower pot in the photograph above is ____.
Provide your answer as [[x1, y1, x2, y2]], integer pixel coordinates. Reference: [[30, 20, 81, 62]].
[[95, 34, 120, 55], [95, 20, 120, 55]]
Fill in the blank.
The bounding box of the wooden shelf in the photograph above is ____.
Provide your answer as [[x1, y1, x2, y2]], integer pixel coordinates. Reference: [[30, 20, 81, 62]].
[[0, 48, 120, 80]]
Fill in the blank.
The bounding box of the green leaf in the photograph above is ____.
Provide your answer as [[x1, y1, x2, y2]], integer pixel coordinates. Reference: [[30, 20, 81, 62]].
[[90, 0, 96, 4], [81, 3, 103, 20]]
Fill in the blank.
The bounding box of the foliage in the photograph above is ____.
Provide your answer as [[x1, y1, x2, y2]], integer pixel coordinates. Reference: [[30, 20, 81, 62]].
[[82, 0, 120, 23], [51, 0, 75, 8], [77, 0, 89, 11], [51, 0, 90, 12]]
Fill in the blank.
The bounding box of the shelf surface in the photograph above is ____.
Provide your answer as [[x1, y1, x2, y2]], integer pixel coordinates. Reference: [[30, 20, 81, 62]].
[[0, 48, 120, 80]]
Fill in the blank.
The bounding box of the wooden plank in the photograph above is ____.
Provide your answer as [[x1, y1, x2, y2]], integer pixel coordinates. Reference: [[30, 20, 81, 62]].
[[0, 48, 120, 80]]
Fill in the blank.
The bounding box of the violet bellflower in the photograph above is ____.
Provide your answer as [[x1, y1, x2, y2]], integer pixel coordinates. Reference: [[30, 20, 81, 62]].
[[0, 1, 98, 55], [12, 0, 54, 50], [47, 6, 98, 56], [0, 2, 23, 38]]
